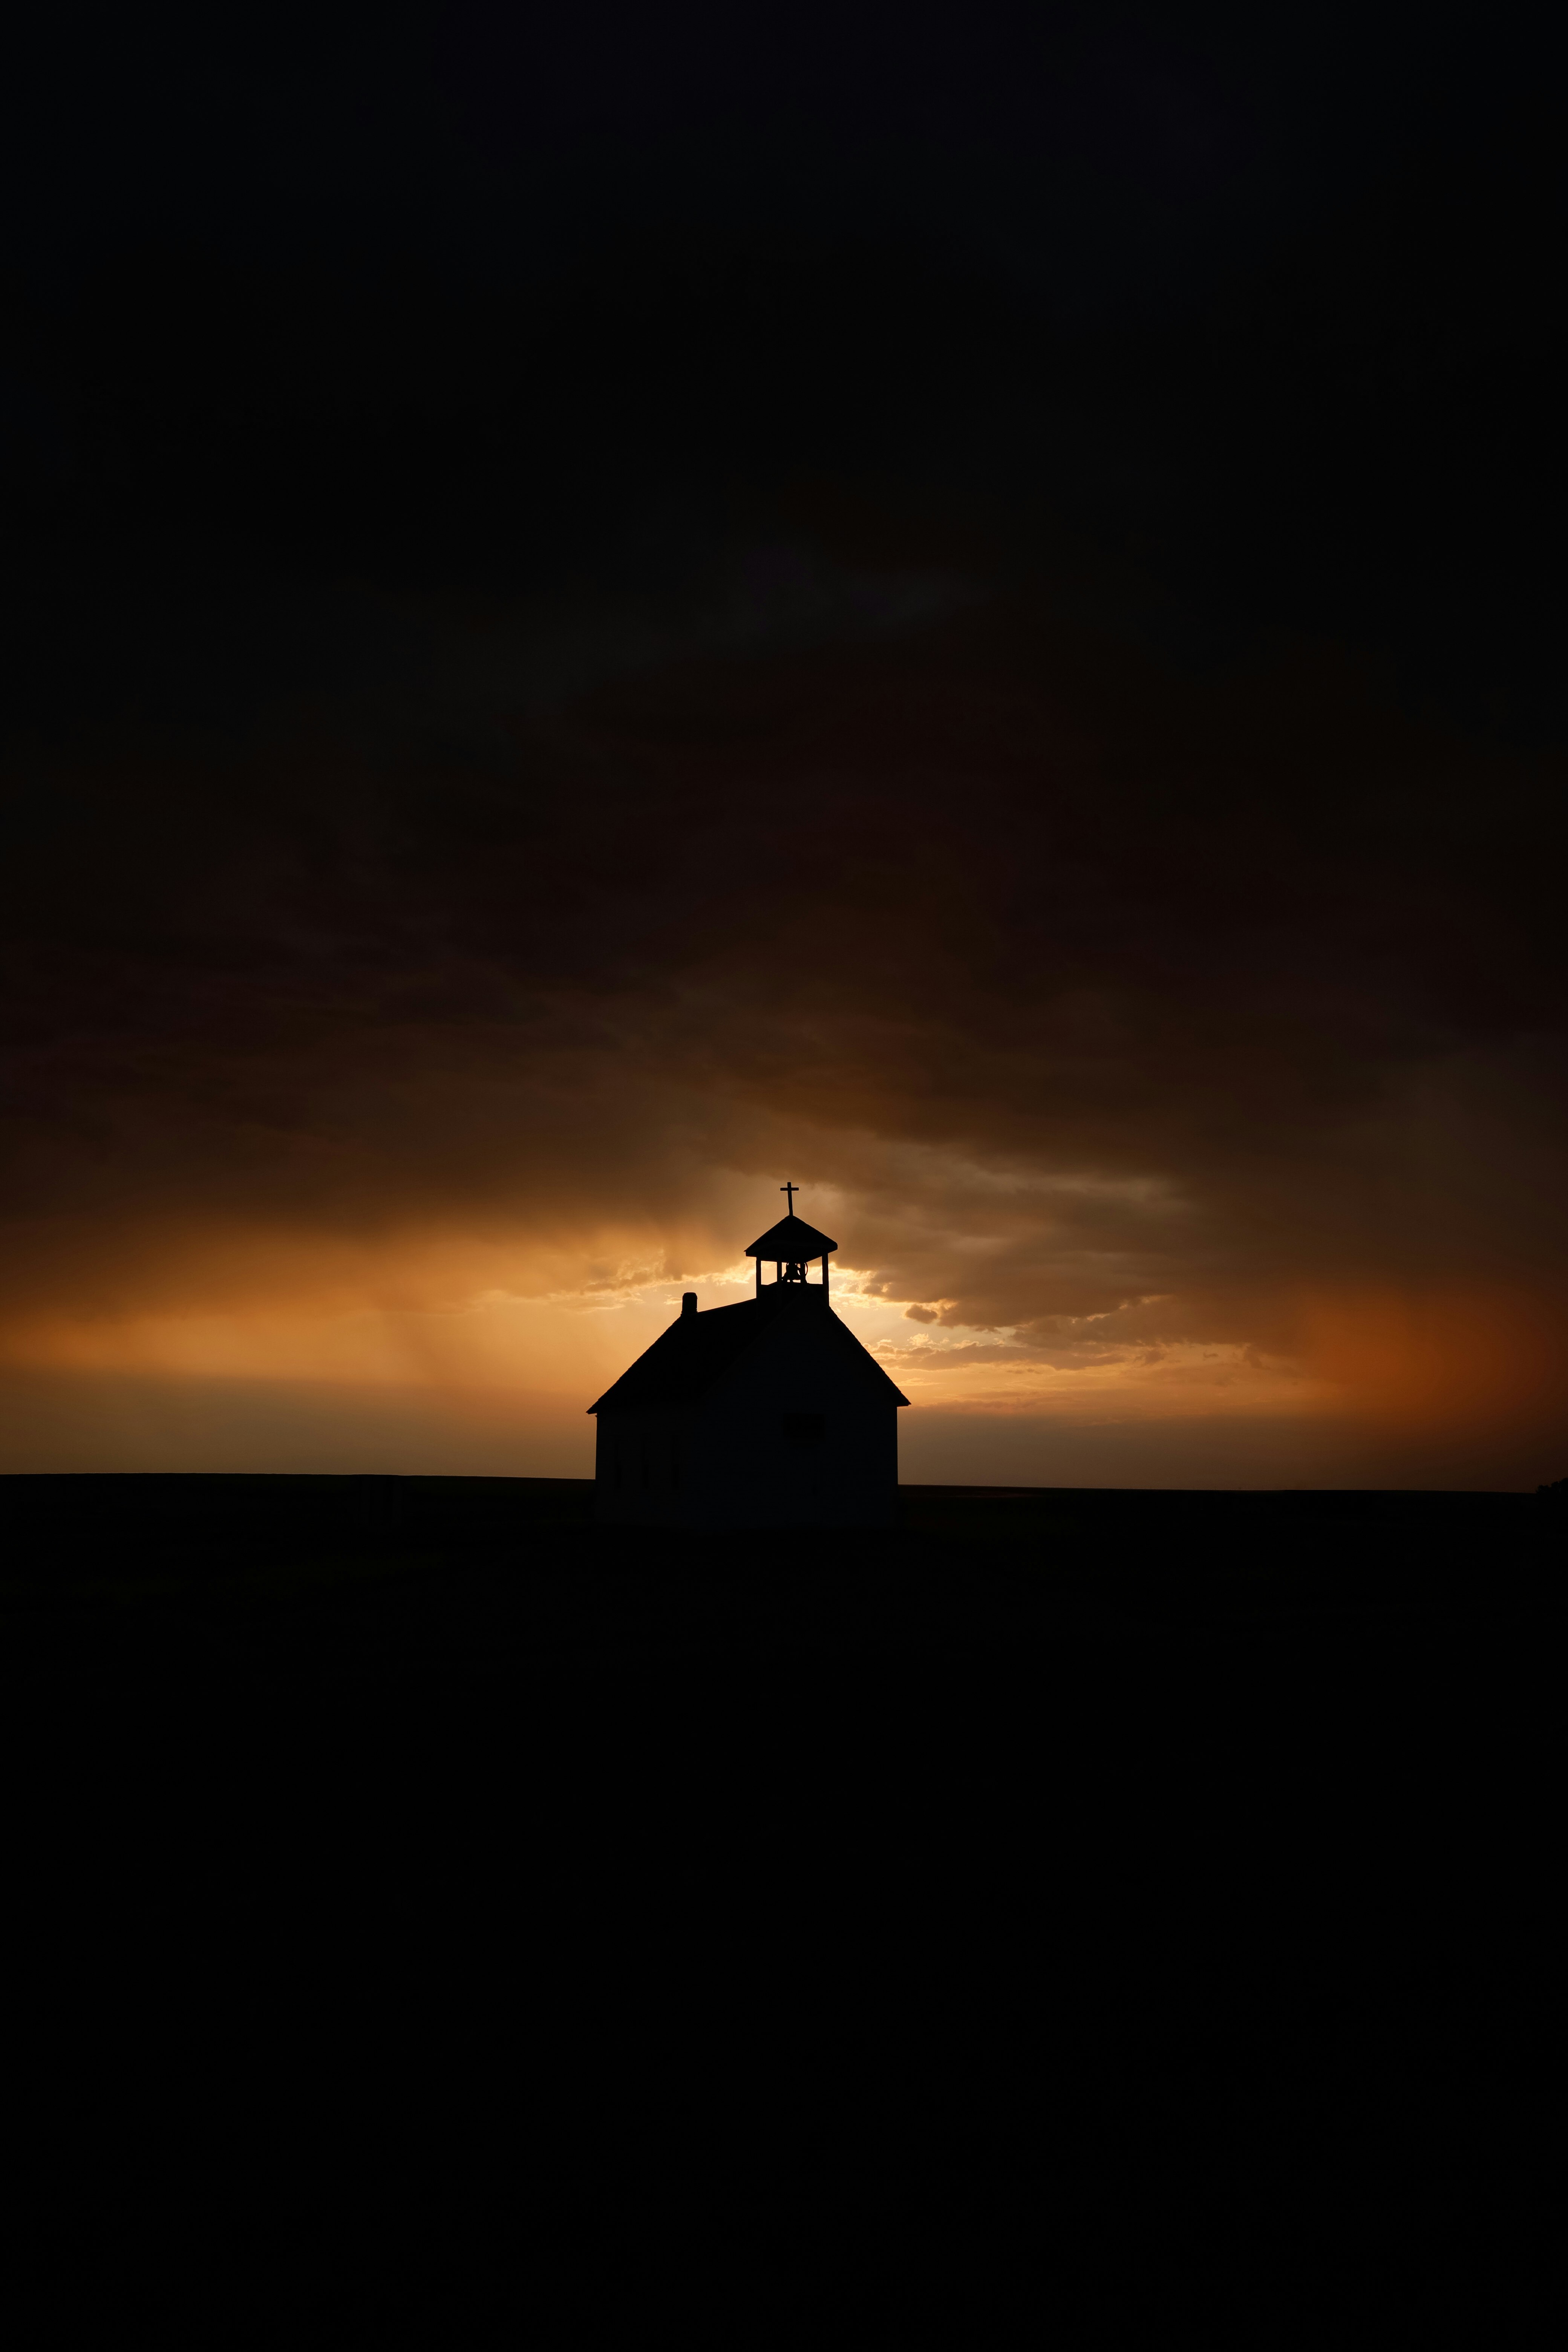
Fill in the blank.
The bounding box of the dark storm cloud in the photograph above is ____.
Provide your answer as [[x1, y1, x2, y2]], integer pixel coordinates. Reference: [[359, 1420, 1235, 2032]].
[[0, 3, 1564, 1474], [3, 545, 1561, 1348]]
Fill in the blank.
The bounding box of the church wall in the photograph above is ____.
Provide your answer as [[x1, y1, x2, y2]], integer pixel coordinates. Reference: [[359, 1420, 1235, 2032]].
[[593, 1397, 898, 1530], [593, 1407, 699, 1528], [686, 1396, 898, 1530]]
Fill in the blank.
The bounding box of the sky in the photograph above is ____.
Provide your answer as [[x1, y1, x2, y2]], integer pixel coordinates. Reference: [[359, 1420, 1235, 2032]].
[[1, 2, 1565, 1486]]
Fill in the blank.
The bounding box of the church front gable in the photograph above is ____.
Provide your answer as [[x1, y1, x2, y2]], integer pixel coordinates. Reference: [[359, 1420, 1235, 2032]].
[[704, 1298, 903, 1418]]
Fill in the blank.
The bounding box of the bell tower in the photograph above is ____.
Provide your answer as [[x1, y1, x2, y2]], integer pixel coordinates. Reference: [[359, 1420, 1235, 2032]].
[[744, 1188, 838, 1294]]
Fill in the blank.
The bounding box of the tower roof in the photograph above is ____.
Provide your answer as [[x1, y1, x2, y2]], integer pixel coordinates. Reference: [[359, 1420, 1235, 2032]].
[[745, 1213, 838, 1260]]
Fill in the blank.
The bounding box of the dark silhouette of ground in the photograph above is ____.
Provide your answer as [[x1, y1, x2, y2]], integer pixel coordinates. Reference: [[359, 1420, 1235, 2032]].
[[0, 1475, 1550, 2343]]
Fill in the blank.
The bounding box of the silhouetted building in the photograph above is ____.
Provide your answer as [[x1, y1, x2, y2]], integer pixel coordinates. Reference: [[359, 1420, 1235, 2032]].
[[589, 1200, 908, 1528]]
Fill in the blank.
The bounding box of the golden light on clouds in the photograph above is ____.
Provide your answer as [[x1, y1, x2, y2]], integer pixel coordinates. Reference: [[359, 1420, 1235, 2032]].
[[0, 1214, 1386, 1480]]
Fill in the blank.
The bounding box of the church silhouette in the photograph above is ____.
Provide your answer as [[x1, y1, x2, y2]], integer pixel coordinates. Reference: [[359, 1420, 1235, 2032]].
[[590, 1191, 909, 1528]]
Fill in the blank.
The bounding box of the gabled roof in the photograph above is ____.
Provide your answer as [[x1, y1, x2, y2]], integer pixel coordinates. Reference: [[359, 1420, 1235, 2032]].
[[589, 1298, 769, 1413], [588, 1290, 907, 1413], [745, 1213, 838, 1260]]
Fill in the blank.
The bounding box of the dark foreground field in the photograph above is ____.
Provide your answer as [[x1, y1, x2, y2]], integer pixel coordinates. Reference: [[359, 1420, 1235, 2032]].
[[1, 1475, 1554, 2343]]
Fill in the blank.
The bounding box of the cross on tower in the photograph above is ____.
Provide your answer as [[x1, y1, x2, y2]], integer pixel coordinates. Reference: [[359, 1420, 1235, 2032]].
[[781, 1182, 798, 1214]]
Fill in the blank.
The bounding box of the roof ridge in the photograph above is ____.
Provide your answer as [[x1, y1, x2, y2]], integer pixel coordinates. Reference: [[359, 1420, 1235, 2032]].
[[587, 1294, 776, 1413], [588, 1288, 907, 1413]]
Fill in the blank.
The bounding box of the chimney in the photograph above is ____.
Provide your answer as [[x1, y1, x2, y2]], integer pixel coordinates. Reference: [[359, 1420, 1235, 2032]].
[[681, 1293, 697, 1318]]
